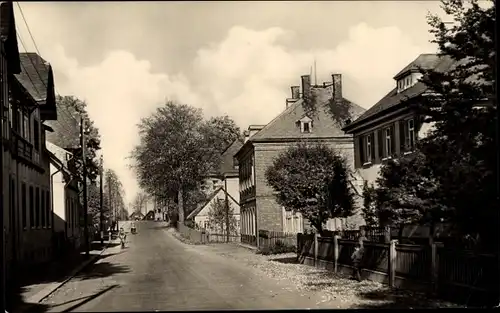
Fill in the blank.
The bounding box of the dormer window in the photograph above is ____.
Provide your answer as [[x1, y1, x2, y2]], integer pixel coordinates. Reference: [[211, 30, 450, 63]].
[[297, 116, 313, 133], [397, 76, 413, 92]]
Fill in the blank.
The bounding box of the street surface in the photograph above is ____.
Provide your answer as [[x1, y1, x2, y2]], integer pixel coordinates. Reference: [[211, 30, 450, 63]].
[[42, 221, 329, 311]]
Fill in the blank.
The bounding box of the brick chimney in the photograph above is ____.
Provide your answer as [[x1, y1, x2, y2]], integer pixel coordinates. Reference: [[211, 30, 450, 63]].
[[332, 74, 342, 105], [301, 75, 311, 98], [286, 86, 301, 109]]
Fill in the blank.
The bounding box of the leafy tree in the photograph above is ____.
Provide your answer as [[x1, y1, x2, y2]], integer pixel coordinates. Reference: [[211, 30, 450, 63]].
[[265, 142, 356, 234], [370, 0, 496, 248], [49, 95, 102, 182], [104, 169, 126, 226], [207, 199, 238, 235], [131, 192, 150, 214], [131, 101, 212, 222], [202, 115, 242, 172], [361, 181, 378, 227], [131, 102, 242, 222]]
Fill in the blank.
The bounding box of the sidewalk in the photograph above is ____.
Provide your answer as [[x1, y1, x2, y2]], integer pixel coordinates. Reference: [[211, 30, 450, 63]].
[[7, 240, 118, 313]]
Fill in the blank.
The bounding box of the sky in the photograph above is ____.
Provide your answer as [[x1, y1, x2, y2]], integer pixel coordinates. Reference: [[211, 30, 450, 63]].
[[13, 1, 447, 206]]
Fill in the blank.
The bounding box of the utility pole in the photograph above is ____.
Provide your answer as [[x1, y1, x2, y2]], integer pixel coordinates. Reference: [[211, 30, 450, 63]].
[[99, 155, 104, 245], [108, 172, 113, 231], [224, 178, 230, 242], [80, 117, 90, 258]]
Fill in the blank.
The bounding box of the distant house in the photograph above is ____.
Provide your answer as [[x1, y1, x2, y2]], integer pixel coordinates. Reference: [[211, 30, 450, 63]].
[[144, 210, 155, 221], [342, 54, 456, 187], [234, 74, 366, 247], [186, 186, 240, 234], [130, 211, 145, 221], [45, 141, 81, 255]]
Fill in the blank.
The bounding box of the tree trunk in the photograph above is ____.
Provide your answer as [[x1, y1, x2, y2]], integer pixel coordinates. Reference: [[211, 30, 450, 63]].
[[178, 188, 184, 222]]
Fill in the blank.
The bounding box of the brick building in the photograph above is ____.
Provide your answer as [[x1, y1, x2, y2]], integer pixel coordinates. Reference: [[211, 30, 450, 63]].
[[235, 73, 366, 247]]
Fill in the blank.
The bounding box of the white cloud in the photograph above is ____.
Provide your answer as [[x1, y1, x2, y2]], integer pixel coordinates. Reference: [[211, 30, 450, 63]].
[[34, 23, 435, 203]]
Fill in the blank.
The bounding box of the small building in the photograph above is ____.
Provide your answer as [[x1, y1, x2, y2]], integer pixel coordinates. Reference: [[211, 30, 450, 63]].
[[130, 211, 145, 221], [186, 186, 240, 234], [234, 74, 366, 247], [45, 141, 81, 256]]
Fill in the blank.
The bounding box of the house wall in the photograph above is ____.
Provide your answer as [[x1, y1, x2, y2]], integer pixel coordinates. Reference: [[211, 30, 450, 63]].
[[224, 176, 239, 204], [253, 139, 362, 233], [51, 165, 66, 233], [353, 111, 433, 187], [193, 190, 241, 233]]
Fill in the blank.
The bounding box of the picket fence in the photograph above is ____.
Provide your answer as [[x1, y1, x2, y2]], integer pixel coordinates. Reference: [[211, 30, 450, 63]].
[[297, 233, 498, 306]]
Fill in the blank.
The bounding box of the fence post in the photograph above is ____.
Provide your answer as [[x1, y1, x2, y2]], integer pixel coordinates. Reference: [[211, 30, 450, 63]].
[[388, 239, 397, 288], [333, 235, 340, 273], [314, 232, 319, 267], [384, 226, 391, 243], [430, 242, 438, 295]]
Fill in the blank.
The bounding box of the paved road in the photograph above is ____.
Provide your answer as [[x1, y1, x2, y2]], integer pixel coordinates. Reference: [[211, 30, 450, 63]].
[[43, 221, 327, 311]]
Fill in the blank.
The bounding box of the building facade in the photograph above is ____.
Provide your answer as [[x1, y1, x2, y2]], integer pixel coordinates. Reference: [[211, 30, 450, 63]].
[[46, 141, 81, 256], [235, 74, 366, 247], [342, 54, 455, 187]]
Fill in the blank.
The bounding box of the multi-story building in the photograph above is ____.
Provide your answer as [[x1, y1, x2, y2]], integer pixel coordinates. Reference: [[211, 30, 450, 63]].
[[341, 54, 455, 186], [8, 51, 58, 269], [1, 0, 22, 279], [235, 74, 366, 247]]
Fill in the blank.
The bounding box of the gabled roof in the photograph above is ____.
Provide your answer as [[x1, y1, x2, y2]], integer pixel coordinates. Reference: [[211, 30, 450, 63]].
[[186, 186, 239, 220], [45, 103, 80, 149], [249, 88, 365, 142], [14, 52, 57, 120], [343, 54, 455, 132], [0, 1, 20, 74], [218, 139, 243, 175], [130, 211, 145, 218], [393, 54, 442, 80]]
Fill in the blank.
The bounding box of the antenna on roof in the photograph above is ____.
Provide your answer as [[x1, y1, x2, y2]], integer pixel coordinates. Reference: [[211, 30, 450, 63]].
[[314, 58, 317, 86]]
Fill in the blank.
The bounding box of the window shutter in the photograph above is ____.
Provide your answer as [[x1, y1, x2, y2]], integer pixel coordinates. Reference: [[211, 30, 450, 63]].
[[378, 129, 384, 159], [370, 132, 375, 162], [390, 125, 396, 157], [399, 120, 406, 154], [358, 136, 364, 165], [414, 115, 422, 141]]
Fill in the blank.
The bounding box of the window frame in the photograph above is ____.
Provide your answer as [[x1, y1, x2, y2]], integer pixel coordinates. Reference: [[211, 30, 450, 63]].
[[364, 134, 372, 162], [384, 126, 393, 158]]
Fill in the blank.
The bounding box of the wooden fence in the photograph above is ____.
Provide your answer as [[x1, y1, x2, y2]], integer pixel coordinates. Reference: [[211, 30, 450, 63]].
[[258, 230, 297, 251], [297, 233, 498, 306], [206, 232, 241, 243]]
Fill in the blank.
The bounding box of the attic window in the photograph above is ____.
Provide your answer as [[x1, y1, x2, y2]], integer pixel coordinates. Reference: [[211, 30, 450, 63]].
[[298, 116, 313, 133], [397, 75, 414, 92]]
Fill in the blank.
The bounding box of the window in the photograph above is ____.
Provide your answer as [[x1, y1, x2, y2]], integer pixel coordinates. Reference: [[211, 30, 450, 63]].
[[380, 126, 394, 158], [302, 121, 310, 133], [365, 134, 372, 162], [41, 191, 45, 227], [33, 120, 40, 151], [35, 187, 40, 227], [23, 113, 30, 140], [233, 156, 238, 169], [358, 133, 375, 165], [298, 116, 313, 133], [22, 183, 27, 229], [400, 118, 416, 153], [29, 186, 34, 228]]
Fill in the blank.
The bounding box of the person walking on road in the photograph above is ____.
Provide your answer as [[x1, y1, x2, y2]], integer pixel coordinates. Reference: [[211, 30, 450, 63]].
[[351, 228, 367, 282]]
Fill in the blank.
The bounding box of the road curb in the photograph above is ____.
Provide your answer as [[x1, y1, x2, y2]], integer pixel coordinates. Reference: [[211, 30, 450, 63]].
[[27, 243, 111, 304]]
